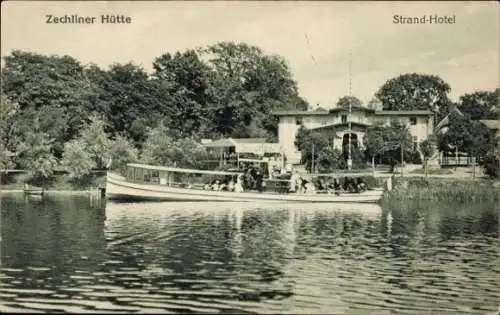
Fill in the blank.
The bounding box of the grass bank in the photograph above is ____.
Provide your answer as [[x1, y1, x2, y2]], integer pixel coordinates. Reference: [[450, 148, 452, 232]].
[[0, 170, 106, 191], [385, 177, 499, 203]]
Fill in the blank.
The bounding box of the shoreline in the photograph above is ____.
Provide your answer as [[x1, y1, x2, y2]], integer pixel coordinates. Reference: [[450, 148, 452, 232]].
[[1, 189, 102, 194]]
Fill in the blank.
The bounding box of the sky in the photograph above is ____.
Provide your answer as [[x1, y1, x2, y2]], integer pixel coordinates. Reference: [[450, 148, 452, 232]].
[[1, 1, 499, 108]]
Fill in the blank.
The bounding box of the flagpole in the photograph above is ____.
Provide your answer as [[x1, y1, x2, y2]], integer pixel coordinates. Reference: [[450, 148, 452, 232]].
[[347, 50, 353, 170]]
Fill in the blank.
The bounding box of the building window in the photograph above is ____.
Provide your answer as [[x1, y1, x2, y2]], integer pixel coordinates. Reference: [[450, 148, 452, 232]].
[[410, 117, 417, 125], [296, 117, 303, 125], [341, 115, 347, 124]]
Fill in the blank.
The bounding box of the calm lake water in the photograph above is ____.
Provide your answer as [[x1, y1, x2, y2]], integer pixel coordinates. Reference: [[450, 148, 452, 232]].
[[1, 193, 498, 314]]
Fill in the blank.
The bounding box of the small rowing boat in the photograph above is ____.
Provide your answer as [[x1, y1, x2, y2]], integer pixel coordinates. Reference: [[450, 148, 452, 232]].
[[23, 186, 44, 196], [106, 164, 386, 203]]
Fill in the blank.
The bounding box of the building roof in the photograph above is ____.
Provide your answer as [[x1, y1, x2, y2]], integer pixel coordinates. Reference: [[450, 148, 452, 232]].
[[479, 120, 500, 130], [272, 110, 329, 116], [374, 110, 433, 116], [127, 163, 242, 176], [203, 138, 282, 154], [203, 138, 266, 148], [273, 109, 433, 116], [328, 106, 375, 113]]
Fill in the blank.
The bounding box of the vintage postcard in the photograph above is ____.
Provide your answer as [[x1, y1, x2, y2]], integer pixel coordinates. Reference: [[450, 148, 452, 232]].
[[1, 1, 499, 314]]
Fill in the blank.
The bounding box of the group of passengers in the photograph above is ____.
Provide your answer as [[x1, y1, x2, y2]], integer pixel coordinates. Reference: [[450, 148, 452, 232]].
[[202, 166, 368, 194], [280, 171, 368, 194], [203, 166, 266, 193]]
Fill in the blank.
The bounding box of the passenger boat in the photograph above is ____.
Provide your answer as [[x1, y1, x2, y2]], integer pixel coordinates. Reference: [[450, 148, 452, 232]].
[[23, 185, 44, 196], [106, 163, 386, 203]]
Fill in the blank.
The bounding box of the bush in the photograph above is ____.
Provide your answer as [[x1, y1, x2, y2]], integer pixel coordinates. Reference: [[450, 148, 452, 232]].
[[482, 153, 499, 179], [110, 136, 139, 175]]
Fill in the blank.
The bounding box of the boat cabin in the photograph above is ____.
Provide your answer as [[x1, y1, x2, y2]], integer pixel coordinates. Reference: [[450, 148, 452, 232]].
[[125, 163, 242, 189]]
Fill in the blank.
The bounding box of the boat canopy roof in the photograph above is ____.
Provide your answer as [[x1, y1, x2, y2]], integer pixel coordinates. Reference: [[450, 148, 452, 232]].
[[203, 138, 283, 154], [127, 163, 242, 176]]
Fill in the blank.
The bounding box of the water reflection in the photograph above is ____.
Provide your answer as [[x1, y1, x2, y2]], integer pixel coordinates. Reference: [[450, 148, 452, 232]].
[[1, 194, 498, 314]]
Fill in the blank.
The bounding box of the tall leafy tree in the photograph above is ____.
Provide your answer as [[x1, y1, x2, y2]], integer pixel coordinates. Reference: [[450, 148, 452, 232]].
[[0, 94, 18, 169], [1, 50, 98, 147], [457, 89, 499, 120], [16, 127, 57, 184], [152, 50, 212, 138], [109, 135, 139, 175], [61, 115, 114, 178], [294, 126, 340, 172], [97, 63, 162, 143], [375, 73, 453, 121], [363, 121, 415, 171], [61, 140, 95, 180], [79, 115, 113, 169], [437, 111, 493, 158], [200, 42, 308, 138], [336, 96, 363, 108]]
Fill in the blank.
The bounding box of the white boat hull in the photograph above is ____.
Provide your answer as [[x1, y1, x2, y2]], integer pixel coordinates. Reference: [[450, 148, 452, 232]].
[[106, 173, 384, 203]]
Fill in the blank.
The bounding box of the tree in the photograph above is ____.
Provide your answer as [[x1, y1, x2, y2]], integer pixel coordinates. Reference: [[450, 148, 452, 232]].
[[375, 73, 453, 121], [363, 121, 414, 172], [61, 115, 113, 179], [482, 152, 499, 179], [199, 42, 308, 138], [419, 139, 434, 178], [152, 50, 213, 138], [437, 112, 492, 158], [61, 140, 95, 180], [294, 126, 339, 172], [336, 96, 363, 109], [1, 50, 99, 151], [109, 135, 139, 175], [97, 62, 162, 143], [0, 94, 18, 169], [16, 129, 57, 185], [367, 97, 383, 110], [457, 89, 499, 120], [140, 124, 177, 166], [140, 124, 210, 169], [79, 115, 113, 169]]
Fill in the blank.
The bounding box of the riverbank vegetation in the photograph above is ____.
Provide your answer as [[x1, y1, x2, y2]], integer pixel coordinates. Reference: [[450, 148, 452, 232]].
[[386, 177, 499, 203]]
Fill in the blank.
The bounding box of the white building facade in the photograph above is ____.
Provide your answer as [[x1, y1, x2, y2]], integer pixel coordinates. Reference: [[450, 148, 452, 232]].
[[274, 107, 435, 164]]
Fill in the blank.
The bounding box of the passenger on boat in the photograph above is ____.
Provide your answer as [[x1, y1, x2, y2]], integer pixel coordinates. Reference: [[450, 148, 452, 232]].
[[315, 178, 326, 191], [356, 177, 367, 192], [234, 175, 244, 193], [255, 170, 264, 192], [334, 178, 342, 190], [227, 177, 235, 192], [289, 171, 300, 193], [325, 180, 335, 194], [219, 181, 228, 191], [211, 180, 221, 191], [244, 168, 256, 190], [342, 177, 355, 193], [304, 181, 316, 194], [298, 177, 310, 194]]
